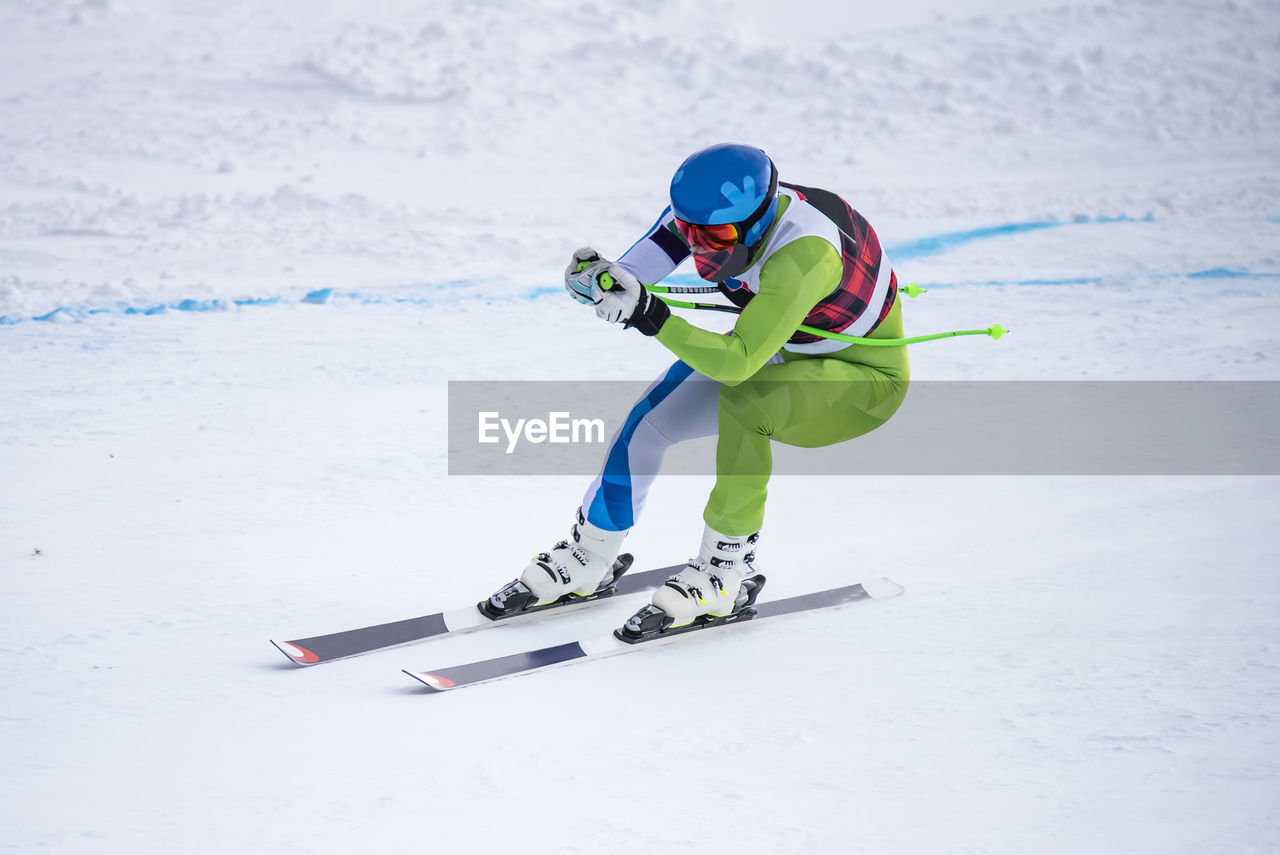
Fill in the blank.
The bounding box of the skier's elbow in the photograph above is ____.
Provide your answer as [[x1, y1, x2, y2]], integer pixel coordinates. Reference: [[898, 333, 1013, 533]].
[[710, 361, 756, 387]]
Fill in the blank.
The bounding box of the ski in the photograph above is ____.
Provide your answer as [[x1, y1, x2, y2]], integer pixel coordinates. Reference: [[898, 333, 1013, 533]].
[[271, 554, 680, 666], [403, 576, 904, 692]]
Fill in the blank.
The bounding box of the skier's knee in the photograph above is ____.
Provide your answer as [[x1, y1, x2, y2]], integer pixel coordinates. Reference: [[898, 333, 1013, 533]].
[[717, 381, 775, 436]]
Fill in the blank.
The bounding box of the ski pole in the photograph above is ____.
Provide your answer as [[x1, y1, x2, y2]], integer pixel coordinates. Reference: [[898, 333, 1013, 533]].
[[589, 265, 1005, 346], [649, 290, 1007, 346]]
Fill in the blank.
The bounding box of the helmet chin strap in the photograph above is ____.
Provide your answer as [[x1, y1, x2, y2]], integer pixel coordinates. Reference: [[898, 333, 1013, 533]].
[[695, 190, 781, 282], [693, 244, 751, 283]]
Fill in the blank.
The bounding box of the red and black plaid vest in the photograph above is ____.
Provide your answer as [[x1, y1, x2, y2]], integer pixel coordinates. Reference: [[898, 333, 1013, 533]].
[[777, 182, 897, 344]]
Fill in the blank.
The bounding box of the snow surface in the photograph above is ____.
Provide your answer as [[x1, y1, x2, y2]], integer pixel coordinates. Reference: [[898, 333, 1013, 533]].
[[2, 0, 1279, 852]]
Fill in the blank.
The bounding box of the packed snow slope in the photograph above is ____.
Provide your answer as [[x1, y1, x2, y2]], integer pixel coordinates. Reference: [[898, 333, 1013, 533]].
[[2, 0, 1279, 853], [2, 0, 1278, 319]]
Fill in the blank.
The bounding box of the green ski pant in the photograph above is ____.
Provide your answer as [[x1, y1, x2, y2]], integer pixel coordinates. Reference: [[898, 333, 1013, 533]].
[[705, 299, 910, 535]]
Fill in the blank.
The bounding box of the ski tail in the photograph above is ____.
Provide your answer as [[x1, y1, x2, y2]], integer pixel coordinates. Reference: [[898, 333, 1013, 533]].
[[270, 555, 682, 666]]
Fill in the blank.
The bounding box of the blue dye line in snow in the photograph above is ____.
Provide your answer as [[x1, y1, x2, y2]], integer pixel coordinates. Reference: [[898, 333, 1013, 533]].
[[1187, 267, 1280, 280], [887, 220, 1059, 260], [6, 266, 1275, 326], [885, 214, 1155, 262], [922, 269, 1280, 289], [2, 215, 1272, 327], [0, 287, 461, 325], [11, 296, 287, 325], [524, 285, 563, 299], [298, 288, 470, 307]]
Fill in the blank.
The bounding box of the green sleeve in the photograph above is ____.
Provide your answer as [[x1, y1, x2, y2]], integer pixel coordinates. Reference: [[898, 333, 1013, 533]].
[[654, 236, 842, 386]]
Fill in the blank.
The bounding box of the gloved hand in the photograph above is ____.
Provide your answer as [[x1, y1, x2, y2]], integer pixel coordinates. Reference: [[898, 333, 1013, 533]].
[[591, 263, 670, 336], [564, 247, 607, 305], [590, 263, 642, 323]]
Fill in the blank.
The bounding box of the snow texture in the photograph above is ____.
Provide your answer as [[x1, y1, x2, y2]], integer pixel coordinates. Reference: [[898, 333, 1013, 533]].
[[1, 0, 1279, 853]]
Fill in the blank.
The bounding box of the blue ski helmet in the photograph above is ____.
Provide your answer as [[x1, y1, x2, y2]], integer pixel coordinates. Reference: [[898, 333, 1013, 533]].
[[669, 143, 779, 282]]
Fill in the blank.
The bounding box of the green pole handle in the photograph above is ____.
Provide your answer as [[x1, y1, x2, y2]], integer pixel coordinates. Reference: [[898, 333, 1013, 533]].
[[577, 259, 615, 291], [900, 281, 927, 298]]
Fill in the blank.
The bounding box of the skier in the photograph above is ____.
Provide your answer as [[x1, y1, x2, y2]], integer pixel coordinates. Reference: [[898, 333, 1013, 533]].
[[487, 143, 910, 637]]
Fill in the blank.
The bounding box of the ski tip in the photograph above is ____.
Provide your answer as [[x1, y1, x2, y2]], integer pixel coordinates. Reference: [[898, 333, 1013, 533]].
[[404, 669, 456, 692], [270, 639, 320, 666], [861, 577, 905, 599]]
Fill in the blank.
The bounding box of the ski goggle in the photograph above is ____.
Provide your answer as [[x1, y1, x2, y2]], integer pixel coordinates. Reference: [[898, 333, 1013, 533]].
[[672, 218, 741, 253]]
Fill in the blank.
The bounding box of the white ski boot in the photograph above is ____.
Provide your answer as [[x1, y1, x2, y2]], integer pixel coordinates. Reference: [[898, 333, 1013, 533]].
[[622, 526, 763, 637], [483, 509, 629, 617]]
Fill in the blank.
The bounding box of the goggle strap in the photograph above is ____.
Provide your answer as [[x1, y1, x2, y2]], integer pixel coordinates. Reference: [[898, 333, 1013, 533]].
[[734, 160, 779, 240]]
